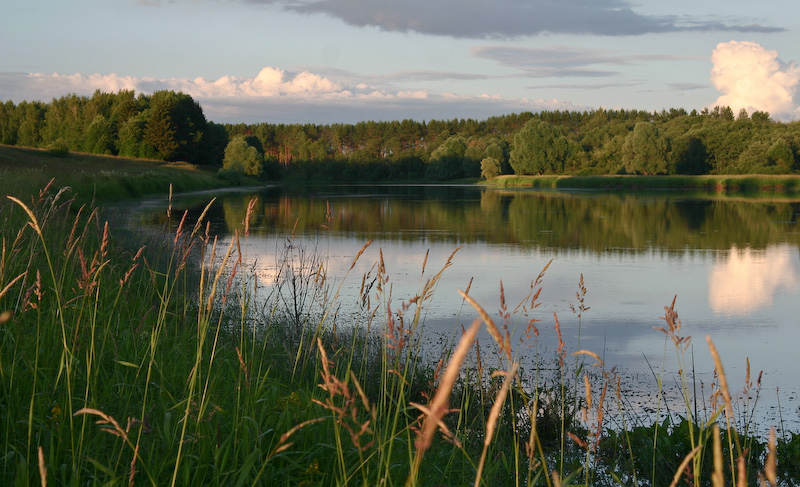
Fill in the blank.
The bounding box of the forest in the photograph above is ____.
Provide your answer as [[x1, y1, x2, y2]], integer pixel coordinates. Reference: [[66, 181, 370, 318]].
[[1, 89, 799, 180]]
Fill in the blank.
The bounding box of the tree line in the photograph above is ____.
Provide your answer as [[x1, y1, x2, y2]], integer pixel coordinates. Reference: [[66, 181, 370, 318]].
[[2, 90, 799, 179], [0, 90, 227, 167]]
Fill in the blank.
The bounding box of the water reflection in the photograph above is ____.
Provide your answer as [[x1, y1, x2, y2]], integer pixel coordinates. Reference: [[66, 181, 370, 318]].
[[139, 185, 800, 431], [709, 244, 800, 316], [163, 185, 800, 253]]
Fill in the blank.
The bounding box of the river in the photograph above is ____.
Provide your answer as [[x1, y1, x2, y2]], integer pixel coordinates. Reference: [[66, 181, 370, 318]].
[[133, 184, 800, 434]]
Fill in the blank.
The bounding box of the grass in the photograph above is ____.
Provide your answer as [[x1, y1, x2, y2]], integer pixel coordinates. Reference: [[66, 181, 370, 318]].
[[0, 144, 250, 206], [1, 178, 798, 486], [487, 174, 800, 194]]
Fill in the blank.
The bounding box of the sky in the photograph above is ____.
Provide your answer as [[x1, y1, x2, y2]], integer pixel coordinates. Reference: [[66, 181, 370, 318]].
[[1, 0, 798, 124]]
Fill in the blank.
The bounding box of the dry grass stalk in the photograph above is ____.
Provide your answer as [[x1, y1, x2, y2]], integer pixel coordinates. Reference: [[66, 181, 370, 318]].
[[572, 350, 604, 368], [567, 431, 588, 449], [73, 408, 143, 484], [349, 240, 373, 271], [38, 446, 46, 487], [0, 271, 26, 301], [474, 362, 520, 487], [584, 374, 593, 417], [712, 425, 724, 487], [6, 196, 44, 239], [737, 456, 746, 487], [235, 346, 250, 387], [74, 408, 133, 442], [463, 276, 473, 295], [668, 445, 702, 487], [349, 371, 374, 418], [764, 427, 777, 485], [129, 445, 139, 487], [406, 318, 481, 487], [554, 313, 566, 367], [413, 318, 481, 454], [458, 289, 511, 360], [594, 378, 608, 453], [244, 197, 257, 236], [313, 338, 375, 452], [569, 273, 590, 318], [173, 210, 187, 245], [268, 418, 325, 458], [190, 198, 217, 240], [205, 236, 236, 313], [655, 296, 691, 351], [706, 336, 734, 424], [551, 470, 563, 487]]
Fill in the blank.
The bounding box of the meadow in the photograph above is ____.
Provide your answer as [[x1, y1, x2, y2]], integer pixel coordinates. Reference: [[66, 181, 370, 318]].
[[0, 151, 798, 486]]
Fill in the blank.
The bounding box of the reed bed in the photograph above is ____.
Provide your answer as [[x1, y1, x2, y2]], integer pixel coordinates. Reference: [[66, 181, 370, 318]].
[[0, 183, 797, 486]]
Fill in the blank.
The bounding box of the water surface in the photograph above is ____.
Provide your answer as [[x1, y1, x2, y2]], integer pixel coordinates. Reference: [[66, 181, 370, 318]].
[[137, 184, 800, 431]]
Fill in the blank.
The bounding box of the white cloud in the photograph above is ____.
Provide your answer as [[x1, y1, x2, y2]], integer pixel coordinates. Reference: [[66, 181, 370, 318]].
[[710, 41, 800, 120], [709, 244, 800, 316], [0, 67, 581, 124]]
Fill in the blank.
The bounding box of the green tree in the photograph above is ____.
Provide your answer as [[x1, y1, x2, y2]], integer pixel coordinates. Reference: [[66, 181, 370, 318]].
[[223, 136, 264, 176], [509, 120, 571, 175], [427, 135, 468, 180], [429, 134, 467, 161], [480, 157, 502, 179], [142, 91, 208, 163], [767, 138, 794, 172], [622, 122, 669, 175], [43, 94, 86, 150], [16, 101, 46, 148], [0, 101, 20, 144], [202, 122, 230, 167], [142, 104, 178, 160], [83, 115, 115, 154], [118, 113, 154, 159], [673, 136, 710, 175]]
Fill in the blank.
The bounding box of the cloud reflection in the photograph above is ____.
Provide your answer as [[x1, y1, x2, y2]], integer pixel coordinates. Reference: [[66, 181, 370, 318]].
[[709, 244, 800, 316]]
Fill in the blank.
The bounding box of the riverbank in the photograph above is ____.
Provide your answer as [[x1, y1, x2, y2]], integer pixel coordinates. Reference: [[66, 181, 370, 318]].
[[487, 174, 800, 193], [2, 167, 798, 485], [0, 144, 256, 205]]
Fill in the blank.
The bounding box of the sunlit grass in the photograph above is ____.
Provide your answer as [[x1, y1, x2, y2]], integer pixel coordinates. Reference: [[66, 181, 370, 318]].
[[487, 173, 800, 195], [0, 144, 236, 206]]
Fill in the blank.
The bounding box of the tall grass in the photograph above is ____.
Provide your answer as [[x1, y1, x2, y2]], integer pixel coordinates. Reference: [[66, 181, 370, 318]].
[[0, 183, 796, 486]]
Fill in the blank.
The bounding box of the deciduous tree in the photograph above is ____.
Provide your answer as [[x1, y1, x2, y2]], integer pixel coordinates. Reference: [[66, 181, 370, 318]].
[[621, 122, 669, 175], [223, 136, 264, 176], [509, 120, 571, 175]]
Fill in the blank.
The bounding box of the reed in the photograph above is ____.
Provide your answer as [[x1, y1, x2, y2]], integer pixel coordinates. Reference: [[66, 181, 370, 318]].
[[0, 182, 794, 486]]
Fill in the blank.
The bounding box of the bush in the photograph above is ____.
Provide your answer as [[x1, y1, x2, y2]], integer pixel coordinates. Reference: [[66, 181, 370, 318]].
[[46, 138, 70, 157]]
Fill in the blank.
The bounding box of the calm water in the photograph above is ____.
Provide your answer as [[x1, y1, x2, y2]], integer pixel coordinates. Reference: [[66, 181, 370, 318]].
[[137, 184, 800, 431]]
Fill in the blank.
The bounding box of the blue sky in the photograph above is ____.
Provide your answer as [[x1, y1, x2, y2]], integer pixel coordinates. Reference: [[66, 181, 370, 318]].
[[1, 0, 798, 124]]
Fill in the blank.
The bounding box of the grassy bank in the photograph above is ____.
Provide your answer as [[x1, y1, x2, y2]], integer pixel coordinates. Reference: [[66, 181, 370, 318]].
[[1, 178, 799, 485], [488, 174, 800, 194], [0, 144, 251, 205]]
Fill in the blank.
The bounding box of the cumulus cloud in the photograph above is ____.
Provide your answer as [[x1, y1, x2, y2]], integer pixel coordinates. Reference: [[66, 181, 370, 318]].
[[710, 41, 800, 120], [232, 0, 783, 38], [0, 67, 581, 124], [709, 244, 800, 316]]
